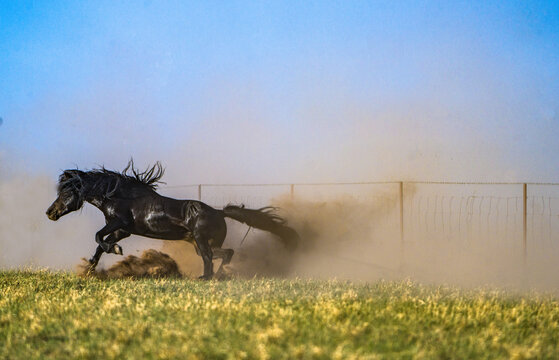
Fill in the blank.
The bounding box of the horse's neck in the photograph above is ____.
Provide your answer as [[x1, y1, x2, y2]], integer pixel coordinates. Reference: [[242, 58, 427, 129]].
[[82, 173, 154, 206], [86, 195, 104, 208], [82, 175, 109, 208]]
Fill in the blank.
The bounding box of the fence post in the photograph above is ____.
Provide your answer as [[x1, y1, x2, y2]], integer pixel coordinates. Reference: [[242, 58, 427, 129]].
[[523, 183, 527, 263], [198, 184, 202, 201], [290, 184, 295, 200], [399, 181, 405, 271], [399, 182, 404, 243]]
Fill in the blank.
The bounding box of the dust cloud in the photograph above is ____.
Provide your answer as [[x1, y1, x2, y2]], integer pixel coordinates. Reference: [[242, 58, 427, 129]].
[[2, 165, 559, 293], [77, 249, 181, 279], [160, 186, 559, 293]]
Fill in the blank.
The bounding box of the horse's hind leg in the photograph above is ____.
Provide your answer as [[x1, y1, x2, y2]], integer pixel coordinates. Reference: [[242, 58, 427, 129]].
[[190, 207, 227, 280], [193, 231, 214, 279], [213, 248, 234, 277]]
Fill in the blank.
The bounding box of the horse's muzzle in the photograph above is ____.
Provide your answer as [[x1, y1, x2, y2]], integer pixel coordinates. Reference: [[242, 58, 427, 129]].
[[46, 206, 60, 221]]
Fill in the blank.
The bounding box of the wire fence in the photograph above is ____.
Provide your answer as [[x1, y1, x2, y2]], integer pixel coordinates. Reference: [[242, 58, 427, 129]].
[[160, 181, 559, 260]]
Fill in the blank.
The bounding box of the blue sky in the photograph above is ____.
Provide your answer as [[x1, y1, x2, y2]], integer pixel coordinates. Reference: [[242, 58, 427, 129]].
[[1, 1, 558, 183]]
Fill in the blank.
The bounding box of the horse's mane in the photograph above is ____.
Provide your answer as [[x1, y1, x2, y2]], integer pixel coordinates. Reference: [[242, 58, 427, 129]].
[[58, 160, 165, 199], [94, 159, 165, 190]]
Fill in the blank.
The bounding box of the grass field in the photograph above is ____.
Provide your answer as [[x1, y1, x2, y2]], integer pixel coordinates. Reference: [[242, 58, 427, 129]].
[[1, 271, 559, 359]]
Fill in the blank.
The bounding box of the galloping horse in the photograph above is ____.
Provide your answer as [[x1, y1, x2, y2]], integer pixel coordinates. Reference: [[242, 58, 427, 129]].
[[46, 161, 298, 279]]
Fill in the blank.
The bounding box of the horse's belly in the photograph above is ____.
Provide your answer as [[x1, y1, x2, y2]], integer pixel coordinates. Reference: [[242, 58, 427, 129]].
[[133, 213, 191, 240], [141, 230, 192, 241]]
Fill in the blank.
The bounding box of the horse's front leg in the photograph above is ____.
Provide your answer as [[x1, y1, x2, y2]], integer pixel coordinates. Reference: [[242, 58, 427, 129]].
[[88, 230, 131, 268], [103, 229, 131, 255], [88, 245, 105, 269], [95, 219, 126, 253]]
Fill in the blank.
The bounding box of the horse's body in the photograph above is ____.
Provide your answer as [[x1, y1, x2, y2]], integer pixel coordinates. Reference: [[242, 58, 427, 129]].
[[46, 161, 298, 279]]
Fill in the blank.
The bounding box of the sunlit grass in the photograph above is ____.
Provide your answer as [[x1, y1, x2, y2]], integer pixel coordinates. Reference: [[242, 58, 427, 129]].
[[1, 271, 558, 359]]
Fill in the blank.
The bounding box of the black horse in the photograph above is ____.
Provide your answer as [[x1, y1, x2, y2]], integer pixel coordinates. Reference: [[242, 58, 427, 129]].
[[46, 161, 298, 279]]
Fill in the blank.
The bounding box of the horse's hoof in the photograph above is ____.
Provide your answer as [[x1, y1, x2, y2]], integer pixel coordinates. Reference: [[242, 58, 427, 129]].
[[112, 244, 123, 255], [198, 275, 213, 280], [86, 258, 97, 268], [80, 258, 97, 276], [215, 272, 231, 281]]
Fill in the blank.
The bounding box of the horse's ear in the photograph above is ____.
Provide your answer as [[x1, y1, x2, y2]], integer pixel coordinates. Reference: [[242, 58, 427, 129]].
[[60, 171, 71, 182], [60, 170, 74, 182], [60, 170, 83, 182]]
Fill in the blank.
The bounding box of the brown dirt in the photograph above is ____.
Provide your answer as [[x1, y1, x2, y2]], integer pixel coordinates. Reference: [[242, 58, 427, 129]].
[[77, 249, 182, 279]]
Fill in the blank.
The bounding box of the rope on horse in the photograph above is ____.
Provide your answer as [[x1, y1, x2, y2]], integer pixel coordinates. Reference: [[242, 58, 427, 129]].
[[239, 226, 252, 247]]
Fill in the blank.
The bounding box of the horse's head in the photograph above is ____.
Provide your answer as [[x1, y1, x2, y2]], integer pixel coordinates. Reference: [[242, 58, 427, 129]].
[[46, 170, 85, 221]]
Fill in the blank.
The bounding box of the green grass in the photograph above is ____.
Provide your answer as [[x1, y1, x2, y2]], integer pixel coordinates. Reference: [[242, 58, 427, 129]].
[[1, 271, 558, 359]]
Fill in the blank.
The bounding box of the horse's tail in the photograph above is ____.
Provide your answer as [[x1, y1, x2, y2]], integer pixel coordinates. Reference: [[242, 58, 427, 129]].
[[222, 205, 298, 251]]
